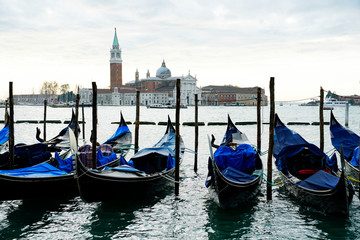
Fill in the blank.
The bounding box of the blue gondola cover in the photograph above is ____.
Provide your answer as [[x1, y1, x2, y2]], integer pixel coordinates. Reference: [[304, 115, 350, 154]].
[[0, 126, 9, 145], [214, 144, 256, 172], [330, 119, 359, 160], [221, 166, 256, 182], [0, 162, 68, 177], [55, 152, 74, 173], [104, 126, 131, 145], [297, 170, 339, 190], [350, 147, 359, 168], [274, 117, 329, 174]]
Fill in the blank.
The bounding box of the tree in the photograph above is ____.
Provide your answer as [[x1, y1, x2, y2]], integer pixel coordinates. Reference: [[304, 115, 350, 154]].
[[40, 81, 59, 95], [60, 84, 70, 95]]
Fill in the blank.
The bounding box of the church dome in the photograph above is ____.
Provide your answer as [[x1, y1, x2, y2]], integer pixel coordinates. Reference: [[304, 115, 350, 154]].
[[156, 60, 171, 79]]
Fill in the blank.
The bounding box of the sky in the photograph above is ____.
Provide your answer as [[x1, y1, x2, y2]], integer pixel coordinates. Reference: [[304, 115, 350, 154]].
[[0, 0, 359, 101]]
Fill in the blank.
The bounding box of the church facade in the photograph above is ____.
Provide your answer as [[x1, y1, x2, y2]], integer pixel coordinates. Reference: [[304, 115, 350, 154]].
[[79, 29, 200, 106]]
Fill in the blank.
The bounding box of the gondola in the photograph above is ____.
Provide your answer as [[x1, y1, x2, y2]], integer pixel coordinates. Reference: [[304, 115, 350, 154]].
[[0, 113, 132, 201], [0, 110, 80, 170], [274, 114, 354, 217], [73, 116, 184, 203], [330, 111, 360, 181], [36, 109, 80, 152], [205, 115, 263, 209], [103, 112, 132, 156]]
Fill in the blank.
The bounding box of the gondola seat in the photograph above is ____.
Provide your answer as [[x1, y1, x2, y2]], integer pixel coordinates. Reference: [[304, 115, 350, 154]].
[[297, 170, 339, 190]]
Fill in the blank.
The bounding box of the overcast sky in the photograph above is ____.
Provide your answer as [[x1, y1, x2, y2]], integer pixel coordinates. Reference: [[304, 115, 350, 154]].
[[0, 0, 359, 101]]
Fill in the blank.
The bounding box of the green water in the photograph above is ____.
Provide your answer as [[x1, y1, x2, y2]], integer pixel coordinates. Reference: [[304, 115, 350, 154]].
[[1, 105, 360, 239]]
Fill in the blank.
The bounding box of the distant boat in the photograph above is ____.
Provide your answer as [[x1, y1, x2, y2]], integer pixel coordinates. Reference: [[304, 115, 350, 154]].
[[147, 103, 187, 109], [324, 98, 348, 107], [299, 100, 319, 106], [49, 102, 74, 108]]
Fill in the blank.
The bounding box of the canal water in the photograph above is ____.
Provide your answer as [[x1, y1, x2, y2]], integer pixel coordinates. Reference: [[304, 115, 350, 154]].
[[1, 104, 360, 239]]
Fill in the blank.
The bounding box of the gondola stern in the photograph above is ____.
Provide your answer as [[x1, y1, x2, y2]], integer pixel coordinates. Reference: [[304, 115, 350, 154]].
[[165, 115, 175, 134], [119, 111, 127, 127]]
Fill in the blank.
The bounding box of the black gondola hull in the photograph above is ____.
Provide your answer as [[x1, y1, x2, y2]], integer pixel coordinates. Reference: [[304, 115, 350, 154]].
[[278, 170, 353, 217], [345, 160, 359, 183], [76, 157, 175, 202], [0, 174, 77, 200], [208, 166, 262, 209]]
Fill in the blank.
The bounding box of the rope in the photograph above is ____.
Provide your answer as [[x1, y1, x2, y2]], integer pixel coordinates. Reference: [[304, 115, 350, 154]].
[[252, 170, 283, 186], [159, 172, 181, 184], [276, 95, 320, 103], [251, 145, 268, 156], [347, 176, 360, 183]]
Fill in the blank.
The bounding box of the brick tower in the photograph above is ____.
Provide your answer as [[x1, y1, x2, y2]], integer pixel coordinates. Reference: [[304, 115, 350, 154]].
[[110, 28, 122, 88]]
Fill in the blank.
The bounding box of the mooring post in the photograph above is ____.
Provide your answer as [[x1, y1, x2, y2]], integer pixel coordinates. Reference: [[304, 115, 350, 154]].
[[91, 82, 97, 169], [175, 78, 181, 195], [135, 90, 140, 154], [75, 94, 80, 144], [4, 100, 8, 123], [320, 87, 324, 151], [82, 103, 85, 140], [345, 102, 349, 127], [267, 77, 275, 201], [194, 94, 199, 173], [43, 99, 47, 141], [9, 82, 14, 169], [257, 87, 262, 152]]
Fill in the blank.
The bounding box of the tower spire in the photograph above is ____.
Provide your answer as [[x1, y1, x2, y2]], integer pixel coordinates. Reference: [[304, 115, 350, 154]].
[[112, 28, 119, 49]]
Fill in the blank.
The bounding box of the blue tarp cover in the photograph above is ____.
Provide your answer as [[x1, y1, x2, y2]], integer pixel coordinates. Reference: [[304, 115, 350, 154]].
[[131, 147, 174, 160], [0, 162, 68, 177], [221, 166, 256, 182], [274, 119, 328, 174], [275, 144, 326, 174], [0, 126, 9, 145], [274, 124, 308, 158], [55, 149, 117, 173], [330, 120, 359, 161], [96, 150, 117, 167], [55, 152, 74, 173], [327, 153, 338, 171], [153, 131, 176, 150], [104, 125, 131, 145], [297, 170, 339, 190], [214, 144, 256, 172], [350, 147, 359, 167]]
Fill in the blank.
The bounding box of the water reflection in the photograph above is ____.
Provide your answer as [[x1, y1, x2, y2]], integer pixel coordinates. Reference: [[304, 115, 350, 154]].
[[205, 195, 260, 239], [0, 197, 71, 239], [89, 184, 173, 238]]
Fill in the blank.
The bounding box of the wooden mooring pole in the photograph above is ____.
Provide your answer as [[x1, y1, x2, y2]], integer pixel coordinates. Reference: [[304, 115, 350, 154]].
[[43, 99, 47, 141], [175, 78, 181, 195], [267, 77, 275, 201], [82, 103, 85, 140], [257, 87, 262, 152], [135, 90, 140, 154], [320, 87, 324, 151], [9, 82, 14, 169], [194, 94, 199, 173], [91, 82, 97, 169], [345, 102, 349, 127], [75, 94, 80, 144]]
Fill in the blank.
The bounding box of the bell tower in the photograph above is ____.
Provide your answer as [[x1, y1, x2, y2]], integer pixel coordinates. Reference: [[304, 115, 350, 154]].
[[110, 28, 122, 88]]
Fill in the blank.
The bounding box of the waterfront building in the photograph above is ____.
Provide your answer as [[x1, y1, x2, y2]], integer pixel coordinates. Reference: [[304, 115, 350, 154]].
[[126, 61, 200, 106], [201, 85, 267, 106]]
